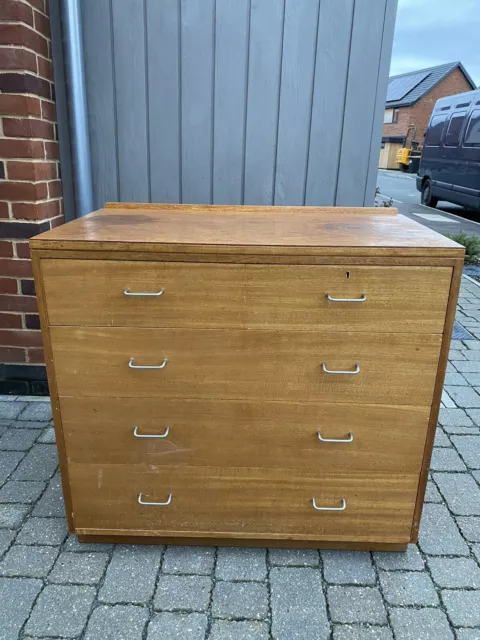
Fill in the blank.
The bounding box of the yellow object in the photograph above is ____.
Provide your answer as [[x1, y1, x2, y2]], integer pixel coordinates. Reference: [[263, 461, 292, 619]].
[[396, 147, 411, 166]]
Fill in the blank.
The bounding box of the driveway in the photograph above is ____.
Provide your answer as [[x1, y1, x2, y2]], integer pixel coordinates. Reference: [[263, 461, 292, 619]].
[[377, 169, 480, 237], [1, 278, 480, 639]]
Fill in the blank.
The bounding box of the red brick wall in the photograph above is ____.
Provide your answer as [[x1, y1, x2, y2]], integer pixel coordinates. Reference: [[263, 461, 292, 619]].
[[0, 0, 64, 368], [382, 68, 474, 144]]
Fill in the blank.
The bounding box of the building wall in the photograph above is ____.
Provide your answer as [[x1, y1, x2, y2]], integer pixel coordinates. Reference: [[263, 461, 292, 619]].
[[81, 0, 397, 210], [382, 68, 474, 146], [0, 0, 63, 393]]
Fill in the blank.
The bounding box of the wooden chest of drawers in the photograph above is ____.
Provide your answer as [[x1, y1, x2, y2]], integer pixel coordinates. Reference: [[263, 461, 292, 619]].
[[31, 203, 464, 551]]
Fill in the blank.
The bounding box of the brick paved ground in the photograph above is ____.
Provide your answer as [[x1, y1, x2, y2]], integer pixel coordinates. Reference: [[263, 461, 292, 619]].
[[1, 277, 480, 639]]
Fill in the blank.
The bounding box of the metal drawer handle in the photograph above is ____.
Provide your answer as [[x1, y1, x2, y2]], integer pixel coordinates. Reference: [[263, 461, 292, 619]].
[[312, 497, 346, 511], [321, 363, 360, 375], [133, 426, 170, 438], [138, 493, 172, 506], [124, 288, 164, 297], [326, 293, 366, 302], [129, 357, 168, 370], [317, 431, 353, 443]]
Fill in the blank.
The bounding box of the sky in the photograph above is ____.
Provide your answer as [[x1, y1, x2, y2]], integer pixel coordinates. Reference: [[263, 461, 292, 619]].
[[389, 0, 480, 85]]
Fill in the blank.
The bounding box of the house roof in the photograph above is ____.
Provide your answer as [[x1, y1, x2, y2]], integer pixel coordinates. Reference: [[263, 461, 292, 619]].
[[385, 62, 476, 109]]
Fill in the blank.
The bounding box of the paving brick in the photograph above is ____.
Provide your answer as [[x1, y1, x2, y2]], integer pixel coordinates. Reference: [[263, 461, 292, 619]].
[[322, 550, 376, 585], [268, 547, 319, 567], [378, 571, 438, 605], [0, 530, 14, 558], [209, 619, 270, 639], [444, 372, 468, 386], [327, 586, 387, 625], [0, 480, 45, 503], [147, 612, 207, 639], [18, 401, 52, 422], [12, 443, 57, 481], [0, 427, 38, 450], [32, 473, 64, 516], [333, 626, 393, 640], [434, 472, 480, 515], [442, 424, 480, 435], [212, 581, 268, 620], [99, 545, 162, 604], [0, 450, 24, 483], [0, 423, 7, 437], [447, 350, 466, 360], [270, 567, 329, 639], [418, 503, 469, 555], [442, 590, 480, 627], [49, 551, 109, 584], [0, 504, 30, 529], [0, 544, 58, 577], [445, 386, 480, 407], [389, 608, 453, 640], [472, 543, 480, 564], [0, 401, 26, 420], [216, 547, 267, 581], [433, 428, 451, 447], [373, 545, 424, 571], [424, 480, 443, 503], [451, 435, 480, 469], [16, 517, 68, 545], [26, 584, 96, 637], [64, 533, 114, 552], [439, 408, 473, 426], [0, 577, 42, 640], [162, 545, 215, 575], [37, 426, 55, 443], [11, 419, 51, 430], [427, 556, 480, 588], [430, 447, 466, 471], [454, 361, 480, 373], [456, 629, 480, 640], [456, 516, 480, 541], [0, 395, 18, 402], [154, 574, 211, 612], [84, 604, 149, 640]]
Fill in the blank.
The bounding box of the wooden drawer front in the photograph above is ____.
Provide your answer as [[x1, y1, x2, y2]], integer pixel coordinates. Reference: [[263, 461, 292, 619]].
[[245, 265, 451, 332], [69, 464, 417, 542], [41, 260, 451, 333], [42, 260, 246, 328], [61, 397, 429, 474], [52, 327, 441, 405]]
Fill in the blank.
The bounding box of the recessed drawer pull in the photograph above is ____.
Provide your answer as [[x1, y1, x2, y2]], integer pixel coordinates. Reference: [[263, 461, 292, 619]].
[[326, 293, 366, 302], [321, 362, 360, 375], [317, 431, 353, 443], [312, 497, 346, 511], [133, 426, 170, 438], [138, 493, 172, 506], [124, 288, 164, 297], [128, 357, 168, 370]]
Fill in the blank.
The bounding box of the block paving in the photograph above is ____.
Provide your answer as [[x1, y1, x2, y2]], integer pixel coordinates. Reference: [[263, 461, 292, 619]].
[[0, 276, 480, 638]]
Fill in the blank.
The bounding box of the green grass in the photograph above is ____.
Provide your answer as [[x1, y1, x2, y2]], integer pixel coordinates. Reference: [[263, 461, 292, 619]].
[[444, 231, 480, 264]]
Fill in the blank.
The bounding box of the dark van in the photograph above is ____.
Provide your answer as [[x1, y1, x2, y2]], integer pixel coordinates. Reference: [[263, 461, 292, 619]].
[[417, 88, 480, 210]]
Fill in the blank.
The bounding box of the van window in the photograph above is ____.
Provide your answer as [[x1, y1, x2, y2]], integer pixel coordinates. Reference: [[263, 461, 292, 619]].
[[444, 111, 467, 147], [425, 114, 448, 146], [464, 109, 480, 147]]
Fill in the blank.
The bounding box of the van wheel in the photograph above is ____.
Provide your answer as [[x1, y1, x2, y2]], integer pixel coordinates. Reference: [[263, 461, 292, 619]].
[[421, 179, 438, 208]]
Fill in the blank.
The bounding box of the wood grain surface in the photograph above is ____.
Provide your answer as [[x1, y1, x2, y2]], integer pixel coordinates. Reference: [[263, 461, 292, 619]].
[[69, 463, 418, 542], [42, 260, 451, 333], [60, 397, 430, 473], [51, 327, 442, 405]]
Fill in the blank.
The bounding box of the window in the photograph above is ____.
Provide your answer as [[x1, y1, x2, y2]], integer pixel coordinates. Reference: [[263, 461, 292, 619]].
[[425, 114, 448, 146], [444, 111, 467, 147], [383, 109, 399, 124], [464, 109, 480, 147]]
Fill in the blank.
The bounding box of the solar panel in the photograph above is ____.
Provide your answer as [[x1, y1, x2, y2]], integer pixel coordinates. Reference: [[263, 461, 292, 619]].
[[386, 71, 430, 102]]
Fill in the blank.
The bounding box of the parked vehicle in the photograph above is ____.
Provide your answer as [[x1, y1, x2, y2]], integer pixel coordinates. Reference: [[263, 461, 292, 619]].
[[417, 88, 480, 210]]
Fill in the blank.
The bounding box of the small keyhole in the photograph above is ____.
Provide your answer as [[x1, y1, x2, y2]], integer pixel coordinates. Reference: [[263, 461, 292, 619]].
[[346, 271, 350, 279]]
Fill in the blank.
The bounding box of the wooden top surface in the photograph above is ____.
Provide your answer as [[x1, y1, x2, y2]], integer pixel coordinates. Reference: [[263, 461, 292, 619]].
[[31, 203, 463, 257]]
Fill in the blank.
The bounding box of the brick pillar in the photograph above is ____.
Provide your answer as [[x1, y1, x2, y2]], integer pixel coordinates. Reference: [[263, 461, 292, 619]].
[[0, 0, 64, 394]]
